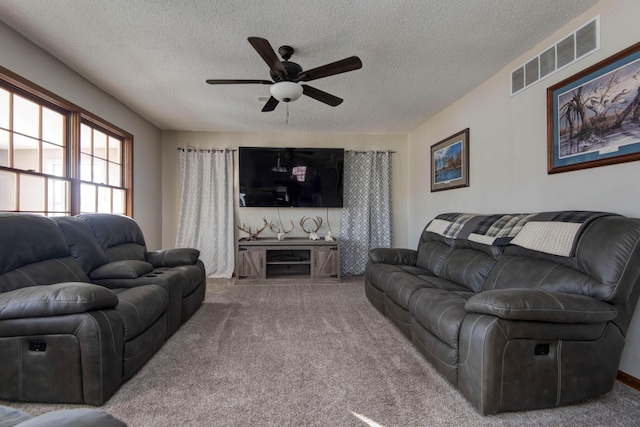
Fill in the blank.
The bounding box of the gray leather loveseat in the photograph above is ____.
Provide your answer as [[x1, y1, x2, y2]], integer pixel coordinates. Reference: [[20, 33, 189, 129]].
[[0, 213, 206, 405], [0, 404, 126, 427], [365, 211, 640, 415]]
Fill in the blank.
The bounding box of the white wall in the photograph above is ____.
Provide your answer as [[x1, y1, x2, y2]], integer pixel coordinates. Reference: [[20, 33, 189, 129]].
[[408, 0, 640, 378], [161, 131, 409, 249], [0, 22, 164, 248]]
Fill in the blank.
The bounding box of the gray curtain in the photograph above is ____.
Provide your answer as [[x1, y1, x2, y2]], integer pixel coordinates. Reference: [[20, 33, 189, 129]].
[[176, 148, 234, 278], [340, 150, 392, 276]]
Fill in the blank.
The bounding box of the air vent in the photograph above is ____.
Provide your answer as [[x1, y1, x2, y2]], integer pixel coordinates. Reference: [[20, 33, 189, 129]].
[[511, 16, 600, 96]]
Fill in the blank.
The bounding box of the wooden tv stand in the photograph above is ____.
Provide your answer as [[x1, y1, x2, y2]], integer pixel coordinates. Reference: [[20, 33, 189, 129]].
[[236, 238, 340, 282]]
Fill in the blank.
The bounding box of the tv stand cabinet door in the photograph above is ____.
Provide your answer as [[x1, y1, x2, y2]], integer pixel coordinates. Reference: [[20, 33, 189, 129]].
[[237, 247, 265, 280], [312, 245, 340, 280]]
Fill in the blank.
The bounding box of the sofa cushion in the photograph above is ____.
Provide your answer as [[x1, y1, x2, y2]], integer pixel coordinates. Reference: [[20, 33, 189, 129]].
[[0, 283, 118, 320], [465, 289, 617, 323], [368, 248, 417, 265], [415, 239, 452, 275], [0, 214, 90, 293], [111, 285, 168, 340], [365, 262, 432, 294], [146, 248, 200, 267], [574, 215, 640, 304], [410, 288, 473, 348], [386, 274, 468, 310], [92, 265, 204, 297], [53, 216, 109, 275], [78, 213, 147, 261], [104, 244, 146, 262], [438, 247, 499, 292], [0, 214, 68, 275], [0, 258, 89, 294], [89, 260, 154, 280], [78, 213, 146, 247], [90, 265, 200, 339], [482, 254, 604, 296]]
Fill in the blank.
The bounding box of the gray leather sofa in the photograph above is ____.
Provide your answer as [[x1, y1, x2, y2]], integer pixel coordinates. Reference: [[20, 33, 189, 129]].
[[365, 211, 640, 415], [0, 213, 205, 405], [0, 404, 126, 427]]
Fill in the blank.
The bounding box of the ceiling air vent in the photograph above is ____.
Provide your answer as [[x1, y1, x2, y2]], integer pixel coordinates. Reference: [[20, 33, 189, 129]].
[[511, 16, 600, 96]]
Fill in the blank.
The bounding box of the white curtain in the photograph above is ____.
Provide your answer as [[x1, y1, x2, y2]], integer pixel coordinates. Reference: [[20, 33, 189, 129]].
[[340, 150, 393, 276], [176, 148, 234, 278]]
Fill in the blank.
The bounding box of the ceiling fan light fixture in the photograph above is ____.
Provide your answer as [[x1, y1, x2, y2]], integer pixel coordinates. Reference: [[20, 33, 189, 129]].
[[270, 81, 303, 102]]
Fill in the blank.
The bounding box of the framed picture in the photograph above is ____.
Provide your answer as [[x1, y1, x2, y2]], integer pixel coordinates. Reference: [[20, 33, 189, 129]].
[[547, 41, 640, 174], [430, 128, 469, 192]]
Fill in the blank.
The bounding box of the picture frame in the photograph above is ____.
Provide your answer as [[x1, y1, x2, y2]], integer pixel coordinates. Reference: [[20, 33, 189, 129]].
[[430, 128, 469, 192], [547, 41, 640, 174]]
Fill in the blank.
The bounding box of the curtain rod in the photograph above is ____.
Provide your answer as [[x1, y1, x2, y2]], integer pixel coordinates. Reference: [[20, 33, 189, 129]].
[[345, 150, 396, 153], [176, 147, 236, 152], [177, 148, 394, 153]]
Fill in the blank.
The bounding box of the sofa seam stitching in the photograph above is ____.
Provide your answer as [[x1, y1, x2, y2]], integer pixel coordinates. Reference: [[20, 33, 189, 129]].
[[411, 326, 457, 369], [535, 264, 560, 289], [608, 237, 640, 300], [53, 257, 85, 281], [556, 340, 563, 406]]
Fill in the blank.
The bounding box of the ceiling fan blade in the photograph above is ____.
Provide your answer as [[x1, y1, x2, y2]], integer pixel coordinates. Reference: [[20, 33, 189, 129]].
[[297, 56, 362, 82], [248, 37, 288, 77], [261, 96, 279, 112], [302, 85, 343, 107], [206, 79, 272, 84]]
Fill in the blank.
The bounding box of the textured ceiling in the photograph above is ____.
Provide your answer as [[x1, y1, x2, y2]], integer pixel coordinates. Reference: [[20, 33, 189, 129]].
[[0, 0, 598, 134]]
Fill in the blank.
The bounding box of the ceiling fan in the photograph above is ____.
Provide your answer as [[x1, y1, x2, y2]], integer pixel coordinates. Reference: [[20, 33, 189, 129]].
[[206, 37, 362, 112]]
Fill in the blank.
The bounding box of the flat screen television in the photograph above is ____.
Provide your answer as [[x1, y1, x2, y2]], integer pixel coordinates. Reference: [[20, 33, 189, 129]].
[[239, 147, 344, 208]]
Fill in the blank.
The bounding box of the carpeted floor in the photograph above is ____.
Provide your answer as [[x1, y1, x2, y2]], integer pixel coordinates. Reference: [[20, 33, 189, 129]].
[[2, 277, 640, 426]]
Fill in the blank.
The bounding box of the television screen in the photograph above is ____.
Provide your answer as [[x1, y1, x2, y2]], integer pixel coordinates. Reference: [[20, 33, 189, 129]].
[[239, 147, 344, 208]]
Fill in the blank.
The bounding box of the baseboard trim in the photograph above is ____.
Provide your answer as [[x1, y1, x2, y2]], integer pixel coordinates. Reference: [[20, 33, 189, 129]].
[[617, 370, 640, 391]]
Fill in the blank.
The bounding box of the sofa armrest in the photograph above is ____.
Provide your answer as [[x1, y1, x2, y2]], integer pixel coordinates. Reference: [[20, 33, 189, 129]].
[[465, 289, 617, 323], [0, 283, 118, 320], [145, 248, 200, 267], [368, 248, 417, 265], [89, 260, 154, 280]]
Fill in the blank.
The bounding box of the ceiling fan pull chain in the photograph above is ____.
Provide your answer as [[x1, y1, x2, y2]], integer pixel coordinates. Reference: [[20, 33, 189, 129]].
[[286, 102, 290, 125]]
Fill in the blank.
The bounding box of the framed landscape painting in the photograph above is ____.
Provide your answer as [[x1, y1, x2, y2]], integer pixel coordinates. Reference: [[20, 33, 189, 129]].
[[430, 128, 469, 192], [547, 41, 640, 174]]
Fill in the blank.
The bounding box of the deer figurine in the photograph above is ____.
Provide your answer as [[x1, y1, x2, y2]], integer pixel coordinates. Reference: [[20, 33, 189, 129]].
[[300, 216, 323, 241], [269, 219, 295, 241], [237, 217, 268, 241]]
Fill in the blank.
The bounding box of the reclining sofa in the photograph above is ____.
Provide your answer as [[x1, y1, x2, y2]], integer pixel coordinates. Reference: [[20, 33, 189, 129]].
[[0, 404, 126, 427], [0, 213, 206, 405], [365, 211, 640, 415]]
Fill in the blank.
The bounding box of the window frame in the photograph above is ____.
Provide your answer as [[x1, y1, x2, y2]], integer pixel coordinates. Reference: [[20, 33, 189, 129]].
[[0, 65, 133, 216]]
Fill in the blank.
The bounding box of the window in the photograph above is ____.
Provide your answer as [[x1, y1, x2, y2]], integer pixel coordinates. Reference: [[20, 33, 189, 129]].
[[79, 121, 127, 214], [291, 165, 306, 182], [0, 66, 132, 216]]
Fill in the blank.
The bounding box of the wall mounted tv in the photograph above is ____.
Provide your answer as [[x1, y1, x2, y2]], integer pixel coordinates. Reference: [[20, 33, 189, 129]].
[[239, 147, 344, 208]]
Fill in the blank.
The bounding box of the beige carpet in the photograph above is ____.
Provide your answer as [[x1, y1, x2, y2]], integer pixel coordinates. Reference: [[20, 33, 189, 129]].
[[2, 277, 640, 426]]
